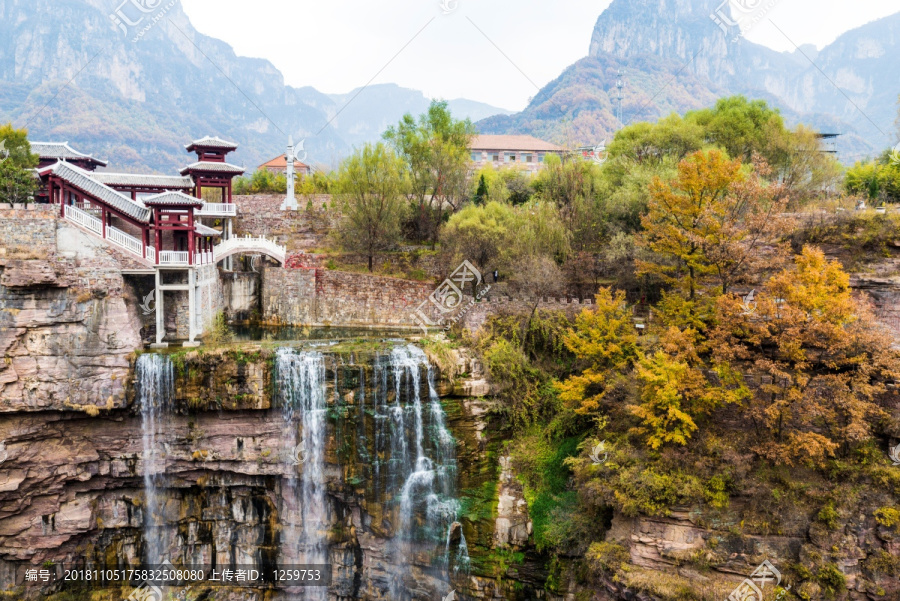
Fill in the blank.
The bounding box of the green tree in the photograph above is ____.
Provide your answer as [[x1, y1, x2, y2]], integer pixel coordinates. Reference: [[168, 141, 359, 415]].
[[441, 200, 569, 292], [533, 155, 607, 252], [334, 143, 406, 271], [0, 124, 38, 205], [384, 100, 476, 247], [473, 174, 488, 205]]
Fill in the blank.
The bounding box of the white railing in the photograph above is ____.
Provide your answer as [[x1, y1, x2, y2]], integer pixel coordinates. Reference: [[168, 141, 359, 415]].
[[197, 203, 237, 216], [213, 234, 286, 264], [105, 225, 144, 257], [159, 251, 190, 265], [194, 251, 214, 265], [146, 246, 156, 263], [64, 204, 102, 236]]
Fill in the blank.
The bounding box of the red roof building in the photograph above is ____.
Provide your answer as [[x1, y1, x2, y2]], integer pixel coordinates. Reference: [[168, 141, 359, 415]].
[[259, 154, 311, 176], [469, 135, 566, 173]]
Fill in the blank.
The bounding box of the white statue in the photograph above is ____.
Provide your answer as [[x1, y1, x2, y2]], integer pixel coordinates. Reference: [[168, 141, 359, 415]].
[[279, 136, 306, 210]]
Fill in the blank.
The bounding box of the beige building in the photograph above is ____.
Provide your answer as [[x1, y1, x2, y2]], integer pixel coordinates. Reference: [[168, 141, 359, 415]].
[[469, 134, 566, 173]]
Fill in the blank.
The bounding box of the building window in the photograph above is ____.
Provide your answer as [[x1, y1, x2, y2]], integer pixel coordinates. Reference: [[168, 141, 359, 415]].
[[506, 153, 516, 163], [491, 153, 500, 162], [538, 154, 545, 163], [471, 151, 482, 162], [523, 154, 533, 163]]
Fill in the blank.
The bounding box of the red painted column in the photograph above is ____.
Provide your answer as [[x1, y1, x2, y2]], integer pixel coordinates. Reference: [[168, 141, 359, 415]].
[[227, 180, 232, 204], [101, 207, 108, 238], [188, 209, 195, 265], [154, 209, 161, 265], [142, 227, 149, 259]]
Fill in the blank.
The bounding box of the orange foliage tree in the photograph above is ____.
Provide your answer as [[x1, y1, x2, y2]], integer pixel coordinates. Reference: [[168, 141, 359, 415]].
[[711, 247, 900, 466]]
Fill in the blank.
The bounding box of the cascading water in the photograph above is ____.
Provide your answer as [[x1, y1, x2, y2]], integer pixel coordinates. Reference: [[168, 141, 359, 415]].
[[275, 349, 329, 599], [384, 345, 470, 594], [273, 344, 468, 599], [135, 353, 174, 566]]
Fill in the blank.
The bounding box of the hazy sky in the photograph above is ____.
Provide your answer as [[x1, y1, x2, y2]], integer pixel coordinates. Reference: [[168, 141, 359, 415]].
[[181, 0, 900, 111]]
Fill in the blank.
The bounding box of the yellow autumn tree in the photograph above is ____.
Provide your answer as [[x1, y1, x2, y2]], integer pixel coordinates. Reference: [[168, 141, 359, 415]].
[[556, 288, 638, 415], [637, 150, 789, 301], [711, 246, 900, 466], [630, 327, 749, 449]]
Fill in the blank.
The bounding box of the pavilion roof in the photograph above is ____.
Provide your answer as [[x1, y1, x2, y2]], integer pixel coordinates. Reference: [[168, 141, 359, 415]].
[[93, 172, 194, 189], [46, 161, 150, 223], [195, 223, 222, 236], [141, 191, 204, 207], [185, 136, 238, 151], [31, 142, 108, 166], [179, 161, 245, 176]]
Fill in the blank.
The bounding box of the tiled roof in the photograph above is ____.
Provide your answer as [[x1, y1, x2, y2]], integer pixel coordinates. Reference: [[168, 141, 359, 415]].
[[31, 142, 108, 166], [48, 162, 150, 223], [259, 155, 310, 170], [185, 136, 238, 151], [92, 172, 194, 189], [195, 223, 222, 236], [179, 161, 245, 175], [471, 135, 565, 152], [141, 191, 204, 207]]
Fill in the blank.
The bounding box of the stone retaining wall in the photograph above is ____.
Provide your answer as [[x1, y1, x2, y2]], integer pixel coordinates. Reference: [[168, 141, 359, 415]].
[[234, 194, 339, 250], [262, 264, 596, 330], [262, 267, 432, 327], [0, 208, 58, 255]]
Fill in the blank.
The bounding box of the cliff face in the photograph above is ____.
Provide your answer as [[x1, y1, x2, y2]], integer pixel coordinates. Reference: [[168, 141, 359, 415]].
[[0, 345, 544, 601], [0, 209, 141, 412]]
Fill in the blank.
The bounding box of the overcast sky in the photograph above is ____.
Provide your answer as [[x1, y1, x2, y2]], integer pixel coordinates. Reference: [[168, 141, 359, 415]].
[[181, 0, 900, 111]]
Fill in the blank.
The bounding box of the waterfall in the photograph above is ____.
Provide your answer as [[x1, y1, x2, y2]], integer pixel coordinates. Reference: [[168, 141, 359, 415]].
[[135, 353, 174, 566], [385, 345, 470, 593], [273, 344, 468, 599], [275, 349, 329, 599]]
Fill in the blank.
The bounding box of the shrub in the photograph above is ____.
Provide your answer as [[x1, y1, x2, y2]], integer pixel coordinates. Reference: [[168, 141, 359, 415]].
[[817, 504, 840, 530], [816, 564, 846, 597]]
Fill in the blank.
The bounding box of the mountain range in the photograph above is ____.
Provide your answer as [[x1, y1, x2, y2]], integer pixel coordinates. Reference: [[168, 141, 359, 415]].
[[0, 0, 509, 173], [0, 0, 897, 172], [480, 0, 900, 164]]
